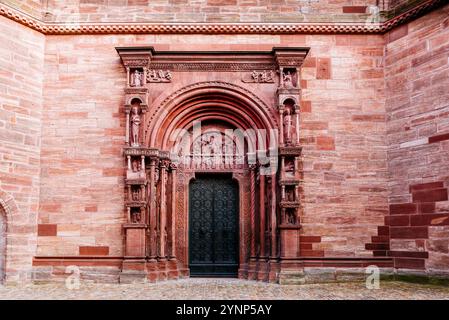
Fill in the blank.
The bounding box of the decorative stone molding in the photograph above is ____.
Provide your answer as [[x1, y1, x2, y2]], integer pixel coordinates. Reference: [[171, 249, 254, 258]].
[[0, 0, 445, 35]]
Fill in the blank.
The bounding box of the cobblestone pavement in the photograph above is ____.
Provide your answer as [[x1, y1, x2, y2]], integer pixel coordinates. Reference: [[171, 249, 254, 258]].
[[1, 278, 448, 300]]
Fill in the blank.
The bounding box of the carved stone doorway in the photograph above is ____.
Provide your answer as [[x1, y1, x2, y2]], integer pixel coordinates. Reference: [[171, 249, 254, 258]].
[[189, 174, 239, 277]]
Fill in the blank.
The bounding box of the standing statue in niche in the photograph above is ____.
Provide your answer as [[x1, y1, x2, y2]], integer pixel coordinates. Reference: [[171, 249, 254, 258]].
[[286, 210, 296, 225], [131, 70, 143, 87], [132, 188, 141, 201], [285, 160, 295, 178], [130, 106, 141, 147], [283, 108, 292, 144], [131, 159, 140, 172], [131, 209, 141, 224], [283, 71, 294, 88]]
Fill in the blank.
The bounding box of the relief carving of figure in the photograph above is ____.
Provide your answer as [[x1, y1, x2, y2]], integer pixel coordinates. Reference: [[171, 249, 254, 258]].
[[245, 70, 274, 83], [148, 69, 172, 82], [283, 108, 292, 144], [130, 106, 141, 146], [131, 69, 143, 87]]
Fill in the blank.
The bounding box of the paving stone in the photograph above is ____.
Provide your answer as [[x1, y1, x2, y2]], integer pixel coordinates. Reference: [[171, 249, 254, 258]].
[[1, 278, 449, 300]]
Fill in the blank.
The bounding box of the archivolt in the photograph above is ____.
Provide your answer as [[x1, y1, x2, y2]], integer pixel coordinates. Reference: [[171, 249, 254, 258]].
[[145, 81, 278, 149]]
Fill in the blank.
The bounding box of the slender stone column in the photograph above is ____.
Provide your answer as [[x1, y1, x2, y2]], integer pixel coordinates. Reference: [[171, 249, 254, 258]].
[[169, 164, 177, 260], [249, 164, 257, 258], [294, 104, 300, 145], [259, 173, 266, 258], [159, 160, 168, 259], [270, 173, 277, 258], [125, 111, 130, 145], [148, 159, 157, 261], [279, 106, 284, 146], [126, 67, 130, 87]]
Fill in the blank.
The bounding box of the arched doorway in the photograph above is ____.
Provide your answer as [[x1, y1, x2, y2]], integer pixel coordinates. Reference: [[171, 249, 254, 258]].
[[189, 174, 239, 277], [117, 47, 308, 283]]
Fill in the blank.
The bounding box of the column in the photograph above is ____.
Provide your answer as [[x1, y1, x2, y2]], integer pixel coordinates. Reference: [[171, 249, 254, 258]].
[[148, 159, 157, 261], [270, 173, 277, 258], [294, 104, 300, 145], [249, 164, 257, 258], [159, 160, 167, 259], [279, 106, 284, 146], [125, 110, 130, 145], [169, 165, 177, 260], [259, 173, 266, 258]]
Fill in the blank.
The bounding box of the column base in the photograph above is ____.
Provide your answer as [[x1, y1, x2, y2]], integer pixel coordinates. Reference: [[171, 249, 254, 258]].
[[256, 258, 269, 281], [119, 259, 147, 284], [247, 258, 258, 280]]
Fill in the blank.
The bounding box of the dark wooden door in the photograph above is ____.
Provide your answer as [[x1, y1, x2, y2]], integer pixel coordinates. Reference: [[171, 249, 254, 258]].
[[189, 175, 239, 277]]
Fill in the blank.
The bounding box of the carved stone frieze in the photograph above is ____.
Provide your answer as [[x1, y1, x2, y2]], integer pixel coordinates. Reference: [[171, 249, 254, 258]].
[[148, 63, 276, 72], [123, 147, 160, 157], [242, 70, 275, 83], [146, 69, 172, 82]]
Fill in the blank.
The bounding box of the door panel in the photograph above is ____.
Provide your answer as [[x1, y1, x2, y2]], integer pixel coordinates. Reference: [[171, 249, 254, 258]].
[[189, 175, 239, 276]]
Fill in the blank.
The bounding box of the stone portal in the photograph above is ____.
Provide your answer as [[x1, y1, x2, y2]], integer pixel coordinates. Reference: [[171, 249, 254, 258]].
[[116, 47, 309, 283]]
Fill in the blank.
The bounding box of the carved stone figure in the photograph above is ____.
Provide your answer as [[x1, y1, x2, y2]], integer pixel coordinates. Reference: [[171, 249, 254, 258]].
[[285, 160, 295, 178], [283, 108, 292, 144], [131, 159, 140, 172], [286, 188, 295, 202], [244, 70, 274, 83], [148, 69, 172, 82], [131, 69, 143, 87], [132, 187, 141, 201], [130, 106, 141, 146], [286, 209, 296, 225], [131, 208, 141, 223], [283, 71, 294, 88]]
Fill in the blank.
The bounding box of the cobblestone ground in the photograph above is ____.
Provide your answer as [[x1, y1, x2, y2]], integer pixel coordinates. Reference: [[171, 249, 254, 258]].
[[1, 278, 448, 300]]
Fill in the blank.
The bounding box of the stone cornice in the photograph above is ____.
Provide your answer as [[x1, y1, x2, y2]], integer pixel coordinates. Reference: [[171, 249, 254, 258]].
[[0, 0, 445, 35]]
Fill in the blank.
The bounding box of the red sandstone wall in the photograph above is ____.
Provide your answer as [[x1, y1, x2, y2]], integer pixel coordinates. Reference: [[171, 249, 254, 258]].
[[0, 206, 5, 282], [384, 5, 449, 274], [300, 34, 387, 258], [36, 33, 386, 267], [0, 15, 45, 283], [40, 0, 378, 23], [1, 0, 43, 17]]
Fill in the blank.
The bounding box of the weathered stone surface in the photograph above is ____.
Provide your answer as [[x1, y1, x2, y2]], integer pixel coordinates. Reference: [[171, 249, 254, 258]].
[[0, 0, 447, 285], [384, 5, 449, 274], [0, 15, 45, 284]]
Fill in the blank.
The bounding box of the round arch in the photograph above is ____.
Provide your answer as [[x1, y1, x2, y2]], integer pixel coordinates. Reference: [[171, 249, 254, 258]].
[[0, 190, 17, 284], [145, 81, 278, 150]]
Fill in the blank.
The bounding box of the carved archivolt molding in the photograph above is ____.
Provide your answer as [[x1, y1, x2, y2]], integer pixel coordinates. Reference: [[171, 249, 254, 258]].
[[145, 81, 278, 142], [0, 0, 444, 35]]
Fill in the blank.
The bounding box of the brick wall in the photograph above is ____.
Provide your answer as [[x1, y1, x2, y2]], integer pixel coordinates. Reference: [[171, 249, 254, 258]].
[[0, 15, 45, 283], [0, 206, 5, 283], [383, 4, 449, 274], [300, 34, 387, 257], [1, 0, 44, 17], [36, 32, 386, 262], [38, 0, 378, 23]]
